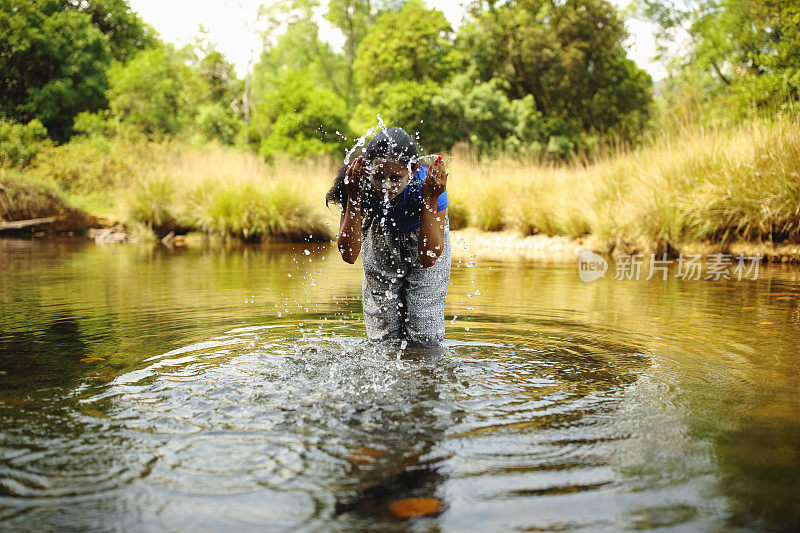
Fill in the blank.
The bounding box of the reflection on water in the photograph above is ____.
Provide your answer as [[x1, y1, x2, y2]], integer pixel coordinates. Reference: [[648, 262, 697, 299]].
[[1, 238, 799, 531]]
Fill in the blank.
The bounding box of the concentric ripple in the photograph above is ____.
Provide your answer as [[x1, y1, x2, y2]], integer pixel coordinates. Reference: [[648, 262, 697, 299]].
[[2, 319, 677, 531]]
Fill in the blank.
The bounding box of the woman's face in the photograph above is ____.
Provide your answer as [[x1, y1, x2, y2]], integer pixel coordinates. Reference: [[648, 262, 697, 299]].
[[368, 158, 412, 201]]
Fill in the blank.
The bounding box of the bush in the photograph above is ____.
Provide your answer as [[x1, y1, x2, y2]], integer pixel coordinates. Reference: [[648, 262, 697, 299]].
[[447, 202, 470, 230], [185, 181, 328, 241], [195, 103, 242, 145], [30, 135, 138, 195], [0, 120, 52, 168], [73, 111, 117, 138], [474, 187, 505, 231], [0, 174, 71, 221], [124, 177, 177, 236]]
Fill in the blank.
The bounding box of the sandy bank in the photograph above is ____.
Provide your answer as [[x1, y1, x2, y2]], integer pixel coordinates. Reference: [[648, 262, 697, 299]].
[[4, 221, 800, 264], [449, 229, 800, 263]]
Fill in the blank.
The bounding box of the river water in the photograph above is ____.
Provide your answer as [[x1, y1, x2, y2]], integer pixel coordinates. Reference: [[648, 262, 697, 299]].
[[1, 238, 798, 531]]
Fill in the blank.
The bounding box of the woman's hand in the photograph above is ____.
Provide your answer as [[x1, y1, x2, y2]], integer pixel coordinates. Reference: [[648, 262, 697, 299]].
[[422, 155, 448, 207], [345, 155, 367, 203]]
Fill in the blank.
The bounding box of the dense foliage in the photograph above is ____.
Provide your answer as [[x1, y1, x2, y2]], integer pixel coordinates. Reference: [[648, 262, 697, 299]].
[[3, 0, 796, 161], [0, 0, 154, 140], [636, 0, 800, 121]]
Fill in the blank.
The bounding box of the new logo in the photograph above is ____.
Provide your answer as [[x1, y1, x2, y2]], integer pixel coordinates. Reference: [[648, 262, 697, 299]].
[[578, 250, 608, 282]]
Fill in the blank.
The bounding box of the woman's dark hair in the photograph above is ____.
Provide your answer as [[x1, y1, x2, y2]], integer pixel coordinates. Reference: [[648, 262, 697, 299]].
[[325, 127, 419, 210]]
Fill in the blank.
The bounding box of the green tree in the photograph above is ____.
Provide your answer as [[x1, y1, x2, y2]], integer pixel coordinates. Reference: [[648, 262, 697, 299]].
[[249, 1, 359, 154], [75, 0, 156, 62], [751, 0, 800, 103], [252, 70, 350, 159], [0, 0, 155, 140], [189, 29, 244, 143], [352, 79, 446, 149], [637, 0, 800, 111], [199, 50, 243, 108], [468, 0, 653, 139], [106, 45, 204, 135], [252, 17, 348, 101], [354, 0, 460, 93], [351, 0, 463, 148], [325, 0, 405, 105], [0, 0, 111, 141], [196, 49, 245, 144], [432, 74, 548, 155]]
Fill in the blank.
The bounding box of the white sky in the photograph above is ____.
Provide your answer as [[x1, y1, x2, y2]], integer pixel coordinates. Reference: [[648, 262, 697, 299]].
[[127, 0, 667, 80]]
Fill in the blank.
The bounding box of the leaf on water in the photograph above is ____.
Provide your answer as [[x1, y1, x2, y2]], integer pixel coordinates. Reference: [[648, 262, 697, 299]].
[[79, 357, 105, 363], [347, 446, 386, 464], [389, 497, 444, 519], [81, 406, 109, 419], [759, 321, 774, 325]]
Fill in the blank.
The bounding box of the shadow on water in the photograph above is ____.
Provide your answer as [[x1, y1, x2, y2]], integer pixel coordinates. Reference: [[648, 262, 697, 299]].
[[0, 314, 88, 391]]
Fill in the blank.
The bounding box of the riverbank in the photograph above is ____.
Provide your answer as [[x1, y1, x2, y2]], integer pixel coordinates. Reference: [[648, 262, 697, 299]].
[[0, 140, 334, 242], [5, 223, 800, 265], [2, 114, 799, 250], [449, 228, 800, 263]]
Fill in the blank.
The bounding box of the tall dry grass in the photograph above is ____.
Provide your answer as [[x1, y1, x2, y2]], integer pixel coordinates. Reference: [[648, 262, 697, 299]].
[[17, 137, 337, 241], [121, 144, 336, 240], [444, 114, 800, 250], [6, 114, 799, 247]]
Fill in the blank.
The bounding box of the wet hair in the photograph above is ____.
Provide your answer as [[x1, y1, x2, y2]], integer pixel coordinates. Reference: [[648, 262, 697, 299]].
[[325, 127, 420, 211], [363, 126, 419, 167]]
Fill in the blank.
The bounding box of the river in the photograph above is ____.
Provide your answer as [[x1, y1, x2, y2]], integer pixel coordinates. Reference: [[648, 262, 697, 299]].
[[1, 238, 798, 531]]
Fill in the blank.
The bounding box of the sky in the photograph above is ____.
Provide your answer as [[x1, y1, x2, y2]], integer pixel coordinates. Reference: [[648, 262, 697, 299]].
[[127, 0, 667, 80]]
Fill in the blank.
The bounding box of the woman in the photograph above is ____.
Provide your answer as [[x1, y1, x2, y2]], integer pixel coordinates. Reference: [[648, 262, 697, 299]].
[[326, 127, 450, 345]]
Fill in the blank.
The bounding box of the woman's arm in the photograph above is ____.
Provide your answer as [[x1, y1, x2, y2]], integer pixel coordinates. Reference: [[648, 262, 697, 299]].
[[338, 196, 362, 263], [419, 205, 447, 268], [419, 156, 448, 268], [337, 156, 366, 264]]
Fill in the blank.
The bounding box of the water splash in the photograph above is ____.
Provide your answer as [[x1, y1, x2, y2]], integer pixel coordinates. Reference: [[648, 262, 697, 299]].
[[344, 114, 390, 166]]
